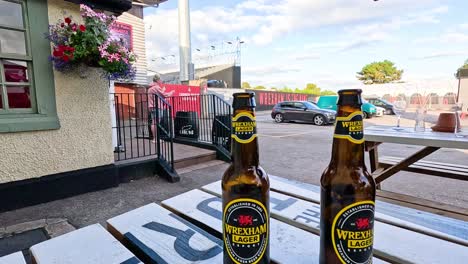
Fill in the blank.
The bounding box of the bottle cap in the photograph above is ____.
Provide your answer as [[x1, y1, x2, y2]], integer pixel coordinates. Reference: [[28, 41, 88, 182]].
[[233, 92, 256, 109], [337, 89, 362, 106]]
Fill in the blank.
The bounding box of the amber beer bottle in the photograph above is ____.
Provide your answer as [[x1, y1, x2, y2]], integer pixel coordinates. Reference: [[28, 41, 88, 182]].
[[222, 92, 270, 264], [320, 89, 376, 264]]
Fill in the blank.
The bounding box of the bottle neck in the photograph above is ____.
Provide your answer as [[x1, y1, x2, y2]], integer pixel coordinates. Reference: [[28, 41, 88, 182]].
[[330, 105, 365, 168], [231, 108, 259, 169]]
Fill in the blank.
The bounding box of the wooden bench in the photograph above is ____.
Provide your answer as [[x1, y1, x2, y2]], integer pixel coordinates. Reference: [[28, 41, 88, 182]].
[[379, 156, 468, 181], [0, 252, 26, 264]]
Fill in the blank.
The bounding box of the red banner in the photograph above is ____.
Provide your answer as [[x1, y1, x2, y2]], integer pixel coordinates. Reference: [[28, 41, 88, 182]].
[[246, 90, 311, 110], [163, 84, 201, 116]]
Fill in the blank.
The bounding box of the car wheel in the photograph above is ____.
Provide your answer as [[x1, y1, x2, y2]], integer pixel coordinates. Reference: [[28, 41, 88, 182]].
[[363, 112, 368, 119], [313, 115, 325, 126], [274, 113, 284, 123]]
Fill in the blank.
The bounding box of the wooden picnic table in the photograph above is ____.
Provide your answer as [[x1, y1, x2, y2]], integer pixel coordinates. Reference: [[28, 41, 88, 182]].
[[2, 176, 467, 264], [365, 125, 468, 185]]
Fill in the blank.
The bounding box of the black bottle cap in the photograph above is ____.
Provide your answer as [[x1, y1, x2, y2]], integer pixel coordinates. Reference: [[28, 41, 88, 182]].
[[337, 89, 362, 106], [233, 92, 256, 109]]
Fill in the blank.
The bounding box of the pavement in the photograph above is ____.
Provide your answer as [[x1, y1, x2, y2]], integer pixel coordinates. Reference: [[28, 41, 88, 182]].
[[0, 110, 467, 259]]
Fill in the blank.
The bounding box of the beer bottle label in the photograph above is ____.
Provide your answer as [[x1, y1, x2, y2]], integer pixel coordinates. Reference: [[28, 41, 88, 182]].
[[333, 111, 364, 144], [223, 198, 268, 264], [332, 201, 375, 264], [232, 112, 257, 144]]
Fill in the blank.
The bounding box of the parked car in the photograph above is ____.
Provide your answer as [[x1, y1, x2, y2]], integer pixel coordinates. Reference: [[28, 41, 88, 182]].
[[271, 101, 336, 126], [207, 79, 227, 88], [365, 97, 395, 115], [375, 106, 385, 117], [317, 95, 377, 118]]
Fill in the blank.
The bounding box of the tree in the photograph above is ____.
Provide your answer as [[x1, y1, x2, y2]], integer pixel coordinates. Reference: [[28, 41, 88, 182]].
[[320, 90, 337, 95], [455, 59, 468, 78], [303, 83, 321, 95], [241, 82, 251, 89], [357, 60, 403, 84], [253, 85, 266, 90], [460, 59, 468, 70]]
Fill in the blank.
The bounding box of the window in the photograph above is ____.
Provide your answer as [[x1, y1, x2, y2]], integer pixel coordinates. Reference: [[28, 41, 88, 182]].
[[303, 101, 319, 109], [293, 102, 305, 109], [0, 0, 58, 132]]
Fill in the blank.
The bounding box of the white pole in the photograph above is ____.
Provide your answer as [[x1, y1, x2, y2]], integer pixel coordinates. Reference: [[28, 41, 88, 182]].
[[109, 80, 118, 150], [178, 0, 192, 82]]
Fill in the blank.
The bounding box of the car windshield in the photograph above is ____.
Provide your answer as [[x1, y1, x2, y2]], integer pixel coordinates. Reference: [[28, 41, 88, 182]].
[[303, 101, 319, 109], [379, 99, 391, 104]]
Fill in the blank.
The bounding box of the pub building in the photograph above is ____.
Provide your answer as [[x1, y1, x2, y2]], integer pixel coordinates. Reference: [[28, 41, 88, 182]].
[[0, 0, 165, 213]]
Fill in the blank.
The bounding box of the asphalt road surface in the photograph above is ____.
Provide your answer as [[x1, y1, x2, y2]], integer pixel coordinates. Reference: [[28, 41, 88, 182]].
[[255, 111, 468, 209]]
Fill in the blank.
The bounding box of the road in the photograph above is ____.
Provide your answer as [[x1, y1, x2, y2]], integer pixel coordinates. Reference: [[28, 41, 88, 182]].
[[255, 111, 468, 209]]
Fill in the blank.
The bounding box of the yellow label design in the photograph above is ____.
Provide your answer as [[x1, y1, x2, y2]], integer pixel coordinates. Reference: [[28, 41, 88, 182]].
[[232, 112, 257, 144], [333, 111, 364, 144], [223, 198, 269, 264], [332, 201, 375, 264]]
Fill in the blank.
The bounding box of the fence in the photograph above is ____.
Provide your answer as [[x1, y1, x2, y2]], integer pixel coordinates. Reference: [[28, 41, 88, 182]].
[[112, 93, 175, 175], [112, 93, 232, 170], [168, 94, 232, 158]]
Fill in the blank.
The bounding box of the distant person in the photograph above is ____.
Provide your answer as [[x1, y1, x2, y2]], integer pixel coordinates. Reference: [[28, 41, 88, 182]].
[[148, 74, 174, 143]]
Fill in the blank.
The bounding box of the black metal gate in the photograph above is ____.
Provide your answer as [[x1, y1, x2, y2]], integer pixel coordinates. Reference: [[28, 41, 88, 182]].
[[168, 94, 232, 160], [111, 92, 232, 181], [111, 92, 177, 182]]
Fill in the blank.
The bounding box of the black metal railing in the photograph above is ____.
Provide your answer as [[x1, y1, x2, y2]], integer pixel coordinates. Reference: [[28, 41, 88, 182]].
[[111, 93, 175, 172], [154, 93, 175, 172], [112, 92, 157, 161], [112, 93, 231, 169], [168, 94, 232, 158]]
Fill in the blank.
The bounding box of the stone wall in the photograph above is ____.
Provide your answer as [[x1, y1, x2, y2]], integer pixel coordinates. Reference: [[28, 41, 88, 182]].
[[0, 0, 114, 184]]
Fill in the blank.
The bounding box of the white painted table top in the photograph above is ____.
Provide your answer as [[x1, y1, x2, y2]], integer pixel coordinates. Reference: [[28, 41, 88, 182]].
[[365, 125, 468, 149], [201, 181, 468, 264], [107, 203, 224, 263], [0, 252, 26, 264], [30, 224, 141, 264]]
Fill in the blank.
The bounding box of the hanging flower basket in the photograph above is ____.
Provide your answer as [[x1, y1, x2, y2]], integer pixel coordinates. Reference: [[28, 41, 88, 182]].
[[46, 5, 136, 80]]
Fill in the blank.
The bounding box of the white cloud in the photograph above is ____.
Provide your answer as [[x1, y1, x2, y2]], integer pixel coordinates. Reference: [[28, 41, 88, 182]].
[[410, 51, 468, 60], [243, 64, 302, 75], [145, 0, 445, 58], [440, 32, 468, 43], [461, 23, 468, 30]]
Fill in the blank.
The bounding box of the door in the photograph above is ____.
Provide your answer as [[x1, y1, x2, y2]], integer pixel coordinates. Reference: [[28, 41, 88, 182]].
[[288, 102, 307, 121], [280, 102, 295, 120]]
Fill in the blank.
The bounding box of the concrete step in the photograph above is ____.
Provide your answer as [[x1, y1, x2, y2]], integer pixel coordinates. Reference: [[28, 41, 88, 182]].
[[176, 160, 228, 175], [174, 151, 217, 170]]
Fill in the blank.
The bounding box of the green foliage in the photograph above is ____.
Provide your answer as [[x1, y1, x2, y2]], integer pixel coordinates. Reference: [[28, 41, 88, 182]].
[[303, 83, 321, 95], [241, 82, 251, 89], [458, 59, 468, 72], [253, 85, 266, 90], [243, 82, 333, 96], [356, 60, 403, 84], [320, 90, 337, 95], [455, 59, 468, 78]]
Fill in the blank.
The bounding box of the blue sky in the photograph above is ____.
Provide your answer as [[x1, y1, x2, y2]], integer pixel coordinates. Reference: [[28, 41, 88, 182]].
[[144, 0, 468, 91]]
